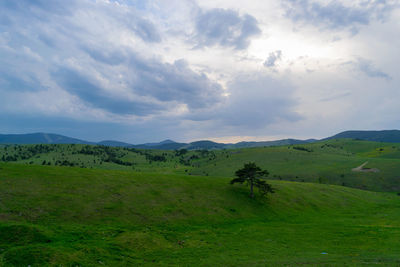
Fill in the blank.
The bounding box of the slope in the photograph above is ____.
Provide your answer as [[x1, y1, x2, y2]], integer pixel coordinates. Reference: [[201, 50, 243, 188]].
[[188, 139, 400, 192], [1, 139, 400, 192], [326, 130, 400, 142], [0, 163, 399, 265], [0, 133, 93, 145]]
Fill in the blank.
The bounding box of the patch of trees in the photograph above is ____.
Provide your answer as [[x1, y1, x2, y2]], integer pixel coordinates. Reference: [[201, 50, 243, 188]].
[[179, 157, 191, 166], [104, 157, 133, 166], [145, 154, 166, 162], [125, 148, 167, 163], [179, 154, 199, 166], [0, 144, 59, 162], [292, 146, 313, 152], [76, 145, 133, 166], [175, 149, 188, 156], [55, 160, 76, 167], [197, 150, 210, 157], [320, 144, 343, 150], [26, 144, 56, 154], [78, 145, 119, 157], [77, 145, 110, 156], [189, 155, 199, 160], [1, 155, 18, 162]]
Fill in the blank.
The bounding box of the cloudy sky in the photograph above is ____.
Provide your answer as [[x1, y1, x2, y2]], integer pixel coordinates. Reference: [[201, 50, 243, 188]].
[[1, 0, 399, 143]]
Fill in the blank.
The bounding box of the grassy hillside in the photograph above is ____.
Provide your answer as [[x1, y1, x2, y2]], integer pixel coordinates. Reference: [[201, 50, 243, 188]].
[[0, 144, 190, 173], [1, 139, 400, 192], [0, 163, 399, 266], [326, 130, 400, 143], [189, 139, 400, 192]]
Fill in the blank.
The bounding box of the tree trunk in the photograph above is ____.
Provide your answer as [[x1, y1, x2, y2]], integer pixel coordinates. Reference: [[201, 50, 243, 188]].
[[250, 180, 254, 198]]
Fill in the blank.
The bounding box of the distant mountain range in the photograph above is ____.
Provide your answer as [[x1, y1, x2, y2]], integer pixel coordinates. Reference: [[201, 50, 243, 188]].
[[0, 133, 94, 145], [0, 130, 399, 150], [324, 130, 400, 143]]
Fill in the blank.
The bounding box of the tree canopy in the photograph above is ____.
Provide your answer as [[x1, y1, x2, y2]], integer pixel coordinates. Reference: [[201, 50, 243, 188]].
[[230, 162, 274, 198]]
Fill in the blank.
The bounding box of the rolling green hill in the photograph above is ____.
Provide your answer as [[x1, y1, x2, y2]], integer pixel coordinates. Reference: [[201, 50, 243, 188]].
[[326, 130, 400, 143], [189, 139, 400, 192], [1, 139, 400, 192], [0, 163, 399, 266]]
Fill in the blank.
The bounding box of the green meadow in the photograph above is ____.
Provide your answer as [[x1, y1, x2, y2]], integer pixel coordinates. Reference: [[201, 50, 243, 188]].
[[0, 139, 400, 265], [1, 139, 400, 191]]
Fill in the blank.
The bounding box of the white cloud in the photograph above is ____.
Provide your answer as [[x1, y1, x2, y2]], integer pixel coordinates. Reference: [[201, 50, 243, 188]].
[[0, 0, 399, 143]]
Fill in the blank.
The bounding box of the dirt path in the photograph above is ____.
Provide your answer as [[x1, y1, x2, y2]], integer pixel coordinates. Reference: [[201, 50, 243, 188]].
[[352, 161, 379, 173]]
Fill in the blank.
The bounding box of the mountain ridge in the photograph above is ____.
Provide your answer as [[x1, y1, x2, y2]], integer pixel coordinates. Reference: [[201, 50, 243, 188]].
[[0, 133, 94, 145], [1, 130, 399, 149], [325, 130, 400, 143]]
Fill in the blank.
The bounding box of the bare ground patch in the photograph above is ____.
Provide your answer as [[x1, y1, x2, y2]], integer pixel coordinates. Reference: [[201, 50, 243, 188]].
[[352, 161, 380, 173]]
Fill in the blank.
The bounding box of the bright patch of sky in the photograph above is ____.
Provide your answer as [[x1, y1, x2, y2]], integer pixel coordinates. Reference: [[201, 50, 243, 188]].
[[1, 0, 399, 143]]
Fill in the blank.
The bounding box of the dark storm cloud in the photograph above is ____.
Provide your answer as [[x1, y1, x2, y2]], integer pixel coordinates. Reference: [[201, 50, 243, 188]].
[[283, 0, 398, 32], [53, 68, 162, 116], [1, 0, 224, 117], [81, 45, 224, 111], [193, 8, 261, 50], [0, 72, 43, 92], [127, 57, 223, 109], [52, 52, 223, 115]]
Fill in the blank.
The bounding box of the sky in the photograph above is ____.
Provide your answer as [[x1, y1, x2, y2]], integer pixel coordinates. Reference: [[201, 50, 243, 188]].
[[1, 0, 400, 143]]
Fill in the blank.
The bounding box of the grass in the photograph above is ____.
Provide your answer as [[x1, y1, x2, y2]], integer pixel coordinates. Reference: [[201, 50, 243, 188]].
[[189, 139, 400, 192], [0, 163, 400, 265], [2, 139, 400, 192]]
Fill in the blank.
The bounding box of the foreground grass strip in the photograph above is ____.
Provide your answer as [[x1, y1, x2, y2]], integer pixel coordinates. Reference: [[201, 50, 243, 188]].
[[0, 163, 399, 265]]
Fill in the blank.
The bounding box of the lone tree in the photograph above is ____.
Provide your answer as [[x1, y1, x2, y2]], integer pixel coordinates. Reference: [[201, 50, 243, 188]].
[[230, 162, 274, 198]]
